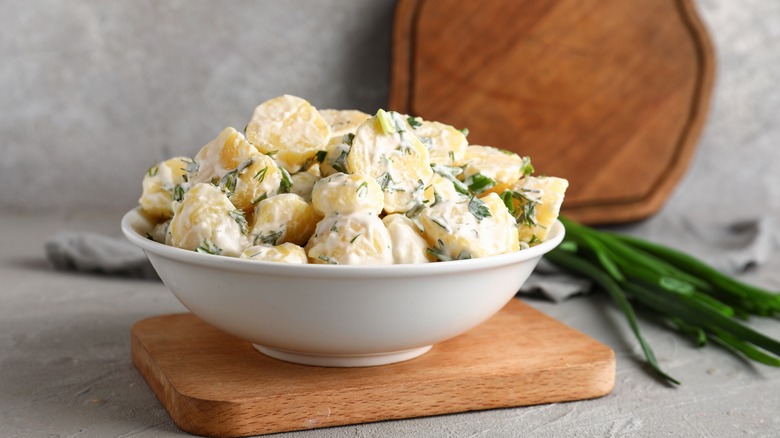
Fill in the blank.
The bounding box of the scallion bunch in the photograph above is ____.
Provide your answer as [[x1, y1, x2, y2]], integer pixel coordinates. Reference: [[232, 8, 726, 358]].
[[545, 217, 780, 384]]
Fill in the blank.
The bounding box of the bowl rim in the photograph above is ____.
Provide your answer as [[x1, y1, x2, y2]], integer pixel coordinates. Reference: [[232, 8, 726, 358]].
[[121, 207, 565, 278]]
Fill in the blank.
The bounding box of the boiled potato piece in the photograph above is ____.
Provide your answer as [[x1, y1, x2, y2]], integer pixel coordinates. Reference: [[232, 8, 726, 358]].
[[320, 109, 371, 139], [249, 193, 320, 247], [506, 176, 569, 245], [421, 192, 519, 259], [290, 166, 321, 203], [460, 145, 533, 195], [429, 172, 469, 203], [320, 135, 352, 177], [382, 214, 431, 264], [240, 243, 308, 264], [139, 156, 190, 219], [245, 95, 331, 173], [306, 213, 393, 265], [410, 119, 468, 165], [311, 172, 384, 216], [169, 183, 249, 257], [346, 110, 433, 214], [150, 219, 172, 245], [189, 127, 283, 211]]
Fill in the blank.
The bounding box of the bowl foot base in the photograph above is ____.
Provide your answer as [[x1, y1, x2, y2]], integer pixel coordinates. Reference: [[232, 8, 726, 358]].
[[252, 344, 433, 367]]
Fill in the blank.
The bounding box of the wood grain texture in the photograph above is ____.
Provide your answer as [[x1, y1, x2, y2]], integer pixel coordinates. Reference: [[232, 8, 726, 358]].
[[390, 0, 714, 225], [132, 299, 614, 437]]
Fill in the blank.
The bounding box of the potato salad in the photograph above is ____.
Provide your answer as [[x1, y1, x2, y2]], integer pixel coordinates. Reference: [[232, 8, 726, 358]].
[[138, 94, 568, 265]]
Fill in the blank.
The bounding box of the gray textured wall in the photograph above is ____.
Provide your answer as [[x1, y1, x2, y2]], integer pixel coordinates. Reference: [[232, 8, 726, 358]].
[[1, 0, 779, 223]]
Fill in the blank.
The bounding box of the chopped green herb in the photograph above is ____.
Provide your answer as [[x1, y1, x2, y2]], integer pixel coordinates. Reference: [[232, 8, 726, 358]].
[[278, 167, 293, 193], [253, 167, 268, 183], [449, 151, 456, 162], [520, 156, 534, 176], [349, 234, 361, 244], [229, 209, 248, 235], [356, 181, 368, 198], [315, 150, 327, 163], [459, 127, 469, 137], [318, 254, 338, 265], [343, 132, 355, 146], [426, 239, 471, 262], [254, 228, 284, 246], [466, 173, 496, 194], [243, 124, 248, 134], [196, 239, 222, 255], [265, 150, 278, 157], [331, 150, 349, 174], [147, 166, 159, 177], [182, 158, 199, 174], [426, 239, 451, 261], [376, 109, 395, 134], [330, 223, 339, 232], [431, 218, 450, 232], [145, 232, 154, 240], [404, 202, 426, 219], [431, 164, 469, 195], [219, 158, 254, 197], [529, 234, 541, 245], [419, 136, 433, 150], [172, 184, 185, 202], [502, 189, 540, 226], [468, 196, 492, 221], [251, 193, 268, 206], [210, 176, 220, 186], [407, 116, 423, 129]]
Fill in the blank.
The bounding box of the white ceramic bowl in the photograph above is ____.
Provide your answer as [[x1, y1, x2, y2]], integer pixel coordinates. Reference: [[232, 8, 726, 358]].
[[121, 207, 564, 367]]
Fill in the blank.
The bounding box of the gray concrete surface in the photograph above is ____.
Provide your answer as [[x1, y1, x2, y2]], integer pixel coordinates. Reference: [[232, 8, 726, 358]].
[[0, 0, 778, 223]]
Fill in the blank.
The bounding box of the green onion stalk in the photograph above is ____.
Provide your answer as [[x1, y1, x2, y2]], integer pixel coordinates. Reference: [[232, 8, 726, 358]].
[[544, 217, 780, 385]]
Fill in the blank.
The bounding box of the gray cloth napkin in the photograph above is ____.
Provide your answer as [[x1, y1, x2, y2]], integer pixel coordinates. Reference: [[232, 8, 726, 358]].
[[45, 232, 159, 279], [44, 216, 779, 300]]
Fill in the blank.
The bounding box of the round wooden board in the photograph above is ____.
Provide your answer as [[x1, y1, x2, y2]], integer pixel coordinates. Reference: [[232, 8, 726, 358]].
[[390, 0, 714, 225]]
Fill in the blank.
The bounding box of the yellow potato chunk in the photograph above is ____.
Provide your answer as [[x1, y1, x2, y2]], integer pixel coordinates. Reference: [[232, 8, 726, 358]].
[[319, 109, 371, 139], [249, 193, 321, 247], [189, 127, 283, 211], [429, 172, 469, 203], [311, 172, 384, 216], [306, 213, 393, 265], [169, 183, 249, 257], [138, 157, 190, 219], [240, 243, 308, 264], [245, 95, 332, 173], [382, 214, 431, 264], [290, 166, 321, 203], [410, 118, 468, 165], [149, 219, 172, 245], [506, 176, 569, 245], [346, 110, 433, 214], [320, 135, 351, 177], [460, 145, 532, 195], [421, 193, 519, 259]]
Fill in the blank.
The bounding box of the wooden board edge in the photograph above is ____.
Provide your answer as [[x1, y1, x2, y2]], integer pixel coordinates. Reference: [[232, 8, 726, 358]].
[[157, 353, 615, 437], [388, 0, 716, 225], [131, 320, 225, 438], [388, 0, 419, 112], [565, 0, 715, 225]]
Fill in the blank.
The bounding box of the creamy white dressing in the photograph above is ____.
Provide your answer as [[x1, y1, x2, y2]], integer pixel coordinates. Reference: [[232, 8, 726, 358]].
[[306, 212, 393, 265], [383, 214, 430, 264], [170, 183, 248, 257]]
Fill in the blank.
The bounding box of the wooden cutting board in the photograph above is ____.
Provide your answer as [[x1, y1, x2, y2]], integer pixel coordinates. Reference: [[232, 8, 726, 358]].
[[390, 0, 714, 224], [132, 299, 614, 437]]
